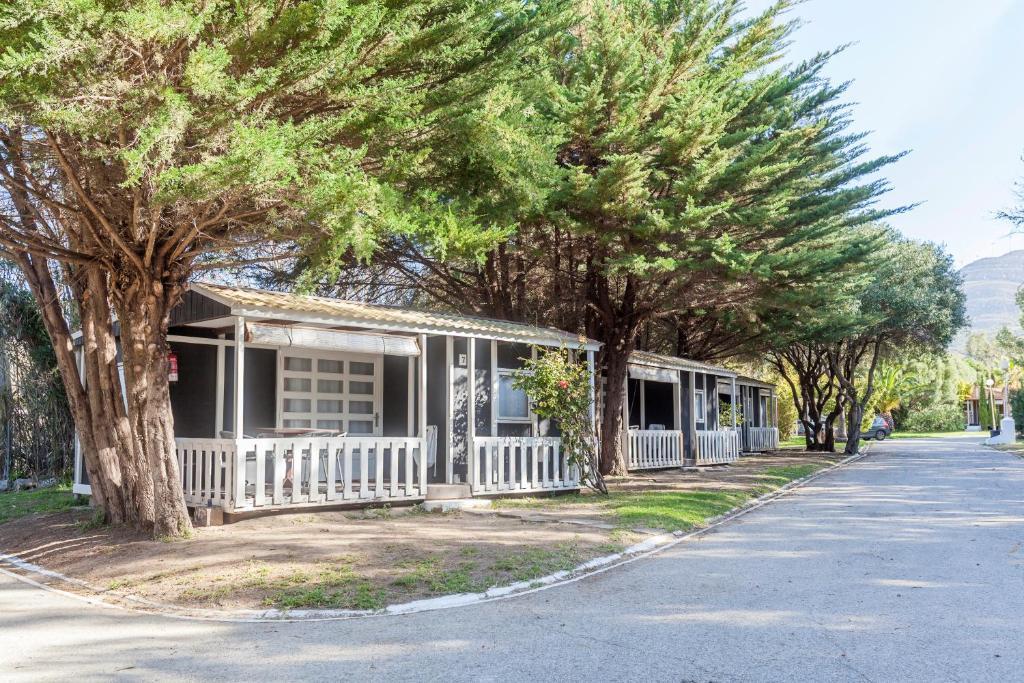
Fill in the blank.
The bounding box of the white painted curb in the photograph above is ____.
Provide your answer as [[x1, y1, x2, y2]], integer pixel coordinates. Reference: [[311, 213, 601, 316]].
[[0, 448, 872, 623]]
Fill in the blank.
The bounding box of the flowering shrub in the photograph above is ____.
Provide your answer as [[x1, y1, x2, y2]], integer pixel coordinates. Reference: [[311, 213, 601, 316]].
[[512, 345, 607, 494]]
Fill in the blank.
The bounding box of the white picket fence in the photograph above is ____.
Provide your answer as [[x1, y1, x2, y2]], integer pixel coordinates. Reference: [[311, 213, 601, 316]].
[[471, 437, 579, 494], [696, 429, 741, 465], [745, 426, 779, 453], [627, 430, 684, 470], [176, 435, 429, 511]]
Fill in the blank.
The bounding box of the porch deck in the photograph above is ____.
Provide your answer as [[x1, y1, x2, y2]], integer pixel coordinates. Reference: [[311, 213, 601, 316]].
[[177, 433, 432, 512], [178, 430, 580, 513], [627, 428, 742, 470]]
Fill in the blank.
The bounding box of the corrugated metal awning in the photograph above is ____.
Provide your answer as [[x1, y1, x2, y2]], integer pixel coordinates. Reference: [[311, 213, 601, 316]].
[[190, 282, 600, 350], [246, 323, 419, 356], [628, 364, 679, 384]]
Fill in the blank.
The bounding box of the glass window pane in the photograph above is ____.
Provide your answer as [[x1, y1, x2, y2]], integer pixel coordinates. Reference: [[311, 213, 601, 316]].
[[317, 420, 343, 431], [349, 380, 373, 395], [284, 377, 311, 392], [283, 419, 311, 429], [317, 399, 343, 414], [317, 359, 344, 374], [284, 357, 312, 372], [498, 375, 529, 419], [348, 420, 374, 434], [317, 379, 344, 394], [496, 342, 530, 370], [349, 361, 374, 376], [349, 400, 373, 415], [283, 398, 311, 413]]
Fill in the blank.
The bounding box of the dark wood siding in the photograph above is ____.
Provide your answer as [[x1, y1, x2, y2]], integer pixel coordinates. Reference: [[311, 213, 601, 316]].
[[382, 355, 410, 436], [170, 291, 231, 327], [169, 341, 218, 438], [426, 335, 447, 483]]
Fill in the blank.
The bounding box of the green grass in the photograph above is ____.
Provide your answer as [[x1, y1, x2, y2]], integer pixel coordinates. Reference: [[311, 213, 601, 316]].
[[495, 464, 828, 533], [778, 435, 806, 448], [491, 543, 586, 582], [889, 431, 977, 440], [391, 556, 493, 594], [0, 485, 81, 525], [759, 464, 824, 484], [261, 561, 387, 610]]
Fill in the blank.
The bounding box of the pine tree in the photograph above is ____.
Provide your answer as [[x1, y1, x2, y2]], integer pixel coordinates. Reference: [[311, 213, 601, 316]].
[[0, 0, 564, 535]]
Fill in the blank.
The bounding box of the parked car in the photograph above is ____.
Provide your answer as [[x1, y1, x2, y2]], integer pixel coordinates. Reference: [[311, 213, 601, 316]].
[[863, 416, 892, 441]]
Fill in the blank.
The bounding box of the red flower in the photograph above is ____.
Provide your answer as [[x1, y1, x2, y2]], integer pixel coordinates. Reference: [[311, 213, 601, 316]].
[[558, 380, 569, 390]]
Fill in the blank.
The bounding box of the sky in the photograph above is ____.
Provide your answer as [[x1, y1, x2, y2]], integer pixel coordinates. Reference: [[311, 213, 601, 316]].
[[745, 0, 1024, 267]]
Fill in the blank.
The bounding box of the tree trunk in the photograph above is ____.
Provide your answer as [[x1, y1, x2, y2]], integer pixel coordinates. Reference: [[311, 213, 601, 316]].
[[845, 403, 864, 455], [115, 281, 192, 538], [14, 253, 190, 535], [597, 327, 634, 476]]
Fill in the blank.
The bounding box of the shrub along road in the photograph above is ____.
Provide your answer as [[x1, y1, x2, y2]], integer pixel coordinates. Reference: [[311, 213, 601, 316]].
[[3, 436, 1024, 681]]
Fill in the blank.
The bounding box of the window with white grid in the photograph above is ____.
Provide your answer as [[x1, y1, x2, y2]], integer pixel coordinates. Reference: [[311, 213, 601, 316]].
[[279, 350, 381, 434]]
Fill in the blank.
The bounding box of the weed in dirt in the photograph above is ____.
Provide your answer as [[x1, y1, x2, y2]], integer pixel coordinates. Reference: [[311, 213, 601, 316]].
[[179, 584, 233, 603], [106, 578, 133, 591], [75, 507, 107, 532], [362, 504, 392, 520], [593, 542, 625, 555], [405, 504, 428, 516]]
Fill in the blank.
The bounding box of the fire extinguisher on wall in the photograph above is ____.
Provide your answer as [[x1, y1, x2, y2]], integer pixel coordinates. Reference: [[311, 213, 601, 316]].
[[168, 351, 179, 383]]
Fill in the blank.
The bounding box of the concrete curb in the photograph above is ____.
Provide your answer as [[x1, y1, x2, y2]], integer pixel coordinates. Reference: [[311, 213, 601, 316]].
[[0, 447, 872, 623]]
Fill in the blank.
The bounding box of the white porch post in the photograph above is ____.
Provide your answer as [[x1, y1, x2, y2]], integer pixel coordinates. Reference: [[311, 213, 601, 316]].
[[445, 335, 454, 484], [418, 334, 428, 491], [232, 316, 246, 508], [730, 377, 737, 430], [468, 337, 477, 491], [418, 334, 428, 438], [639, 379, 646, 430], [689, 370, 697, 464], [233, 318, 245, 437], [407, 356, 415, 437], [490, 340, 499, 437], [530, 346, 539, 437]]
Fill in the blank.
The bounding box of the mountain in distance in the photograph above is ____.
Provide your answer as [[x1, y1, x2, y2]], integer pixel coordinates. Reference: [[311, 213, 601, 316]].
[[955, 250, 1024, 350]]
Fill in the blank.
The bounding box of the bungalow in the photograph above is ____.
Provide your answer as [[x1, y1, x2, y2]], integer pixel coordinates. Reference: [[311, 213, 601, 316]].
[[620, 352, 779, 471], [72, 283, 601, 516]]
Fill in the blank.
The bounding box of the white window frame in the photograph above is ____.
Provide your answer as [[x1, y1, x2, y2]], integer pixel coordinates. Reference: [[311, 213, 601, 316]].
[[694, 388, 706, 423], [495, 368, 533, 423], [276, 348, 383, 435]]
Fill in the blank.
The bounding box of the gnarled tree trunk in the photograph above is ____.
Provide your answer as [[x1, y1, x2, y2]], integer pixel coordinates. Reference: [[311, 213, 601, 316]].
[[598, 329, 634, 476], [114, 279, 191, 537]]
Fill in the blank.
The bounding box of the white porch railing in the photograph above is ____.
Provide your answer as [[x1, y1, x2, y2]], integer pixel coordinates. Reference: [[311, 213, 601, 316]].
[[696, 429, 741, 465], [471, 437, 579, 494], [627, 430, 684, 470], [745, 426, 779, 452], [176, 435, 428, 512]]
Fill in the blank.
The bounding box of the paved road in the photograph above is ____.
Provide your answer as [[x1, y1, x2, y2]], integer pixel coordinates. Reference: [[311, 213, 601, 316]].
[[5, 437, 1024, 682]]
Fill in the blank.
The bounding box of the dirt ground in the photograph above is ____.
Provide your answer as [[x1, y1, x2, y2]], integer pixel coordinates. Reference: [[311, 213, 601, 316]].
[[0, 450, 842, 611]]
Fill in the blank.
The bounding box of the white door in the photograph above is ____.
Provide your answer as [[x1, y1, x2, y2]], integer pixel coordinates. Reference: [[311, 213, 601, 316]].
[[278, 349, 383, 436]]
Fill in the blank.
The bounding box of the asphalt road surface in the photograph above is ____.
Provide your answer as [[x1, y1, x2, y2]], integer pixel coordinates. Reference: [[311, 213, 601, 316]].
[[4, 436, 1024, 682]]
